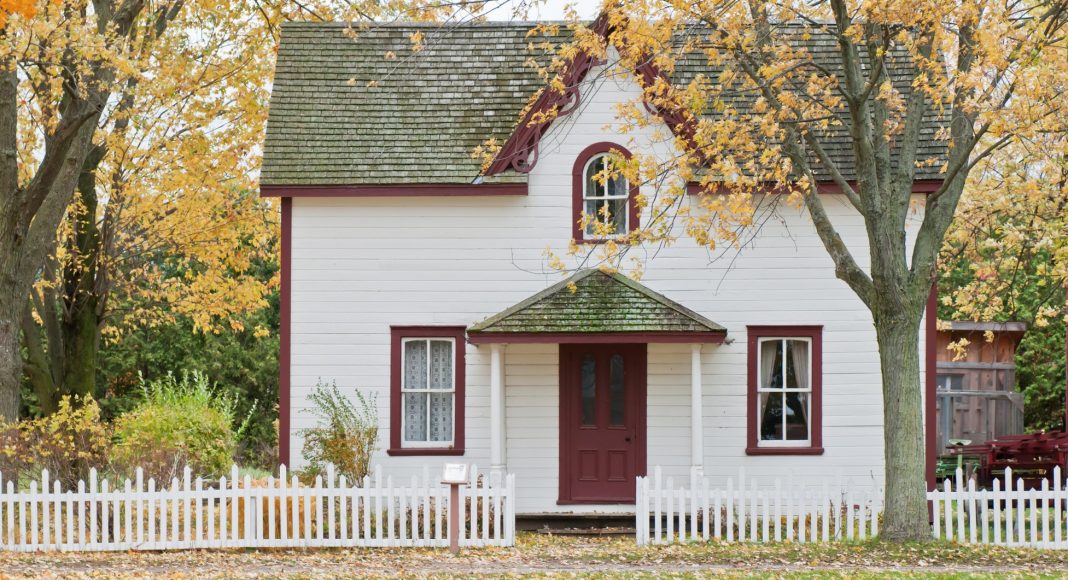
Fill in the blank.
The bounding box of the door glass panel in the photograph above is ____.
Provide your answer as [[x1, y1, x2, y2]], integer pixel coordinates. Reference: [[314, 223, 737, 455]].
[[581, 354, 596, 426], [609, 354, 625, 425]]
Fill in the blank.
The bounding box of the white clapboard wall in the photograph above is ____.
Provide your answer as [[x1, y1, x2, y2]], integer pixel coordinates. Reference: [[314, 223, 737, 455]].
[[0, 464, 515, 552]]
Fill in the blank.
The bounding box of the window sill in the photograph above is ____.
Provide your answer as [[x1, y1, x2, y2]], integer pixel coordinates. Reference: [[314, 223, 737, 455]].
[[557, 499, 635, 505], [387, 448, 465, 457], [745, 446, 824, 456], [574, 235, 633, 245]]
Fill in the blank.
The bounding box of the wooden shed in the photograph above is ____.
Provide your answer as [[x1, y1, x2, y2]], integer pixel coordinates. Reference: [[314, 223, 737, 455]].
[[935, 321, 1027, 454]]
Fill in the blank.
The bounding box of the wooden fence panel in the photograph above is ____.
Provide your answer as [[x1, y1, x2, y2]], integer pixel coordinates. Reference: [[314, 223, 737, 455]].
[[0, 465, 515, 552]]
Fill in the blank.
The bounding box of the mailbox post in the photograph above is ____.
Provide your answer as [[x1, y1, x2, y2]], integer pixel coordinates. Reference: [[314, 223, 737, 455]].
[[441, 463, 470, 554]]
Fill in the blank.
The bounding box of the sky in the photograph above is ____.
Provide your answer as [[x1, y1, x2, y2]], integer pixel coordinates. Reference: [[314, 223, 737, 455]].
[[487, 0, 603, 20]]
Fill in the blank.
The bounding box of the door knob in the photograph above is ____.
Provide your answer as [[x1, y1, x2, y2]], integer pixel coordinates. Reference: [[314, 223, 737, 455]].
[[625, 437, 632, 442]]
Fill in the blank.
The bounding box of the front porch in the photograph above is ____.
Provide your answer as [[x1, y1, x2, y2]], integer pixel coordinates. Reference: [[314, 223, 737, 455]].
[[467, 270, 727, 512]]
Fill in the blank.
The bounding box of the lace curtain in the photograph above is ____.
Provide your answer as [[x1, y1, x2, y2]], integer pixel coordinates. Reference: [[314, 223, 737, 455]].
[[404, 341, 429, 441], [428, 341, 453, 442], [403, 339, 454, 443]]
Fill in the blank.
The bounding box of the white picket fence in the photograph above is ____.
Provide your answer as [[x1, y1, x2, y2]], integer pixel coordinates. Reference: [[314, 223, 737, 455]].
[[0, 464, 515, 552], [636, 466, 882, 545], [930, 466, 1068, 548]]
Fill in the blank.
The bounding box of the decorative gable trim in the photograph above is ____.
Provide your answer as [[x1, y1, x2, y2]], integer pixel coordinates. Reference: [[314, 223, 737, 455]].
[[483, 15, 705, 177], [483, 15, 612, 175]]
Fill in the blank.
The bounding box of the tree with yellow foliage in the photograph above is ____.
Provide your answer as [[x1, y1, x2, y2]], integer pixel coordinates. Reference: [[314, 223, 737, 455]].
[[3, 0, 527, 419], [0, 0, 158, 422], [19, 0, 278, 414], [532, 0, 1067, 539]]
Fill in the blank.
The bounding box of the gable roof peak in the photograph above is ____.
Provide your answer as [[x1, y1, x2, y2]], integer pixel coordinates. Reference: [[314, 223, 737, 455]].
[[468, 268, 727, 339]]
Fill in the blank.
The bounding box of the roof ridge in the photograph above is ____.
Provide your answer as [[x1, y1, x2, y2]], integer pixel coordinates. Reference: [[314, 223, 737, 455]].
[[278, 20, 567, 28]]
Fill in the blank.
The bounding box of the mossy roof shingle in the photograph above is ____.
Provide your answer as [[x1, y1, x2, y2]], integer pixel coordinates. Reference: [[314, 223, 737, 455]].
[[468, 270, 726, 335], [262, 21, 949, 186]]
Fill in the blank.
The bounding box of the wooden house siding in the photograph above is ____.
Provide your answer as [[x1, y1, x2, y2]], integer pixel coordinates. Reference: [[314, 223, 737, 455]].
[[285, 62, 931, 512]]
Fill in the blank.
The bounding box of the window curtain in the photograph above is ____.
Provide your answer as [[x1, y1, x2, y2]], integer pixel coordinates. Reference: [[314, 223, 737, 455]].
[[404, 341, 428, 441], [789, 340, 809, 390], [788, 340, 809, 431], [760, 340, 778, 388], [428, 340, 453, 441], [759, 340, 780, 440]]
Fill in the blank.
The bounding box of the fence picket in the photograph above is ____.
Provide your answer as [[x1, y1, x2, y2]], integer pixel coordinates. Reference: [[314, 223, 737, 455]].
[[955, 468, 965, 544], [1029, 488, 1038, 547], [1042, 478, 1050, 547], [944, 477, 954, 542], [666, 476, 675, 543], [967, 476, 977, 544], [992, 477, 1002, 544], [1056, 466, 1063, 547], [1015, 473, 1025, 546]]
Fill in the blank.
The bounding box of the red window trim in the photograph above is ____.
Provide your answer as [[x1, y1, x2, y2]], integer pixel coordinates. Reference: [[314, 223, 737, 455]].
[[387, 326, 467, 456], [746, 325, 824, 456], [572, 142, 640, 244]]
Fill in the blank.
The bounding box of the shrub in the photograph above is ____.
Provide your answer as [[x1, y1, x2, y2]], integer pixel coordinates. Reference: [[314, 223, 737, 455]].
[[301, 380, 378, 485], [111, 371, 244, 482], [0, 396, 110, 490]]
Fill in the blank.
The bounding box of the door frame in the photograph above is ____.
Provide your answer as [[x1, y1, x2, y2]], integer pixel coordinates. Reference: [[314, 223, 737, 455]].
[[558, 343, 648, 504]]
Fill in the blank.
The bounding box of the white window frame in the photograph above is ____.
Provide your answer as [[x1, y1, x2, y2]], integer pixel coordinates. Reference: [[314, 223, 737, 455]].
[[582, 153, 630, 236], [400, 336, 456, 448], [756, 336, 814, 448]]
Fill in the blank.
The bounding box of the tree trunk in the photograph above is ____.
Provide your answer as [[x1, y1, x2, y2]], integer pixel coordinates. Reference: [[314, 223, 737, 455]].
[[61, 161, 103, 400], [61, 299, 99, 399], [0, 294, 22, 421], [874, 311, 929, 541]]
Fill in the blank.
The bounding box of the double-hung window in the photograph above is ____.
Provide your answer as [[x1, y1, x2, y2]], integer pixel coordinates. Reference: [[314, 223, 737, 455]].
[[389, 327, 466, 455], [746, 326, 823, 455]]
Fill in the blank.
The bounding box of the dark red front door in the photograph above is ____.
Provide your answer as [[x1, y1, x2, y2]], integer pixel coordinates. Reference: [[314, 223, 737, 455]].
[[559, 344, 647, 503]]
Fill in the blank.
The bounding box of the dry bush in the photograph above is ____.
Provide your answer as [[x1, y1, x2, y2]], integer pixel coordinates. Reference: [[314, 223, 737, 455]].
[[300, 380, 378, 485], [0, 396, 109, 490]]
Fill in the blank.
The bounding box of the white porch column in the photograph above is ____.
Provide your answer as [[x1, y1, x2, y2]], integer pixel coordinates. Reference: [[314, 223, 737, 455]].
[[490, 343, 506, 472], [690, 344, 704, 474]]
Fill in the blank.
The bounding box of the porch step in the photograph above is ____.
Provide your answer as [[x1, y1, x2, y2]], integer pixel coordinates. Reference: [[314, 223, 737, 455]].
[[534, 526, 635, 536], [517, 514, 634, 533]]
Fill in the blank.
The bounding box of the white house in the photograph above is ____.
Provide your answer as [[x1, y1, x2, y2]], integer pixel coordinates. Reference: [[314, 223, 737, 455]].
[[261, 20, 944, 515]]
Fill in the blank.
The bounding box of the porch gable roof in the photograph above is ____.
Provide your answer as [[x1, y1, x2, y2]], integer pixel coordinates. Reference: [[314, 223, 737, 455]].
[[467, 269, 726, 344]]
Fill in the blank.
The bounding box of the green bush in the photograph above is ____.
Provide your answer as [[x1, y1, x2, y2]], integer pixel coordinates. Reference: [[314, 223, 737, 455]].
[[111, 371, 247, 482]]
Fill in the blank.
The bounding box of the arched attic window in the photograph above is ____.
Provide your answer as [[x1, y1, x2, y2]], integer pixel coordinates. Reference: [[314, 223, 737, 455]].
[[572, 142, 639, 242]]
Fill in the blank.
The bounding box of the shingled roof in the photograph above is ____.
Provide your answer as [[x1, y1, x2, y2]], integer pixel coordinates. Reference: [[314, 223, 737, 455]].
[[262, 21, 949, 187], [467, 270, 726, 341]]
